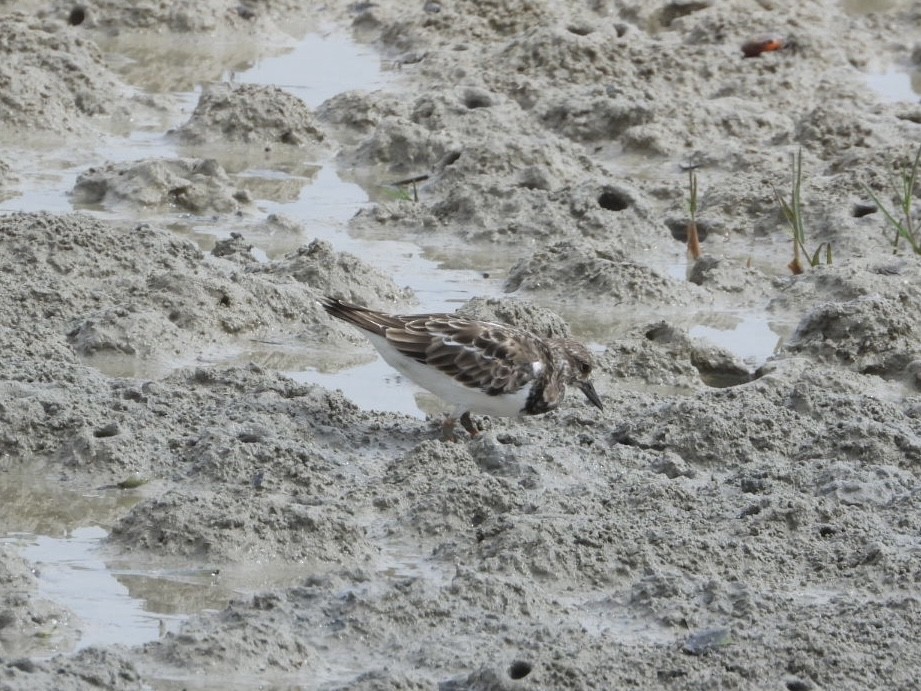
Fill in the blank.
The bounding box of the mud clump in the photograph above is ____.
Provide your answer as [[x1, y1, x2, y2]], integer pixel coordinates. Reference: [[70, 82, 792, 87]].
[[175, 82, 328, 146], [0, 13, 126, 133], [72, 158, 250, 213]]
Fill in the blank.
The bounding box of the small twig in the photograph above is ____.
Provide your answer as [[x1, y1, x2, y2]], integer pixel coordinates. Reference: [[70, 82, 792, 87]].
[[686, 168, 701, 261]]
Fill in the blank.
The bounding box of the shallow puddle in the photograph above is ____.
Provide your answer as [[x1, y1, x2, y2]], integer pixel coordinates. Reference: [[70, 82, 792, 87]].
[[0, 458, 453, 658], [0, 464, 182, 656], [689, 314, 786, 366], [230, 29, 390, 108], [865, 68, 921, 103], [17, 527, 183, 651], [289, 357, 428, 418], [845, 0, 921, 103]]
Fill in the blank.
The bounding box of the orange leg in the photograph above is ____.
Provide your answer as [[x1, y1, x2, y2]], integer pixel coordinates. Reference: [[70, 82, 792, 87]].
[[460, 412, 480, 439], [441, 416, 458, 442]]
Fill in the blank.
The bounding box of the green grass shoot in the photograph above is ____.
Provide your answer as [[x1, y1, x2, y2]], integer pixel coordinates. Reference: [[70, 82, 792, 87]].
[[862, 143, 921, 255], [772, 148, 831, 274]]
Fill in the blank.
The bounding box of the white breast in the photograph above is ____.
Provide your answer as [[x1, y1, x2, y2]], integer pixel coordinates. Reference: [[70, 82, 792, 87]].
[[365, 333, 531, 418]]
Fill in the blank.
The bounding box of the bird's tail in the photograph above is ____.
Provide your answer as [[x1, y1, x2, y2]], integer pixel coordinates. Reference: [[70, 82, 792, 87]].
[[320, 296, 402, 336]]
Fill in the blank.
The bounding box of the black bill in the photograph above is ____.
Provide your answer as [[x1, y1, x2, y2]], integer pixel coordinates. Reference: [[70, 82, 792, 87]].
[[579, 381, 603, 411]]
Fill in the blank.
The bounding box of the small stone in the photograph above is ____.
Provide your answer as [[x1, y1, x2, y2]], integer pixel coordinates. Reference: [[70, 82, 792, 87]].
[[650, 452, 696, 479]]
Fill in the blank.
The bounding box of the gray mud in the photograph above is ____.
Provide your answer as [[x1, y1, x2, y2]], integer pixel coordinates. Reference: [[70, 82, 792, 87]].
[[2, 0, 921, 689]]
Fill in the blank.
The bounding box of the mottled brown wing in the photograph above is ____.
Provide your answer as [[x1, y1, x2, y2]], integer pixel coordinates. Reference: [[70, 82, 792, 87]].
[[323, 297, 545, 396], [381, 316, 440, 363], [405, 318, 546, 395]]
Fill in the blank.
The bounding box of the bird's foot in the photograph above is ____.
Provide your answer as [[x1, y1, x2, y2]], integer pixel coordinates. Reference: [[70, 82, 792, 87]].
[[439, 413, 482, 442], [441, 416, 459, 443], [460, 412, 481, 440]]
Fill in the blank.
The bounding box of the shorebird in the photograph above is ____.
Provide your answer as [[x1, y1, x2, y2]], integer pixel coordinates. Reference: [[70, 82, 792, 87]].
[[321, 297, 603, 439]]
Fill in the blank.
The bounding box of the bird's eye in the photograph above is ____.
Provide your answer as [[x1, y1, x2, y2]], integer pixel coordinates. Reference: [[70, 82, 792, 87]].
[[579, 362, 592, 375]]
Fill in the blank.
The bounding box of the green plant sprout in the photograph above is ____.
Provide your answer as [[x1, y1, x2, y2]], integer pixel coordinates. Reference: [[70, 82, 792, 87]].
[[386, 173, 429, 203], [862, 143, 921, 255], [380, 185, 415, 202], [772, 148, 831, 274]]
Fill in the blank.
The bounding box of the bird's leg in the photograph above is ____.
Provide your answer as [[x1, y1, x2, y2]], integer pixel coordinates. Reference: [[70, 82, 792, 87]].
[[459, 412, 480, 439], [441, 415, 458, 443]]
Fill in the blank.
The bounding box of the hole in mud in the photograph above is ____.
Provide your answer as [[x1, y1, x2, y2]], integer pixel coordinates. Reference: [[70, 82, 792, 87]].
[[666, 218, 712, 242], [93, 423, 120, 438], [508, 661, 533, 679], [439, 150, 462, 168], [658, 1, 710, 28], [598, 188, 630, 211], [566, 24, 593, 36], [644, 322, 681, 343], [818, 525, 836, 538], [68, 6, 86, 25], [852, 203, 877, 218], [462, 90, 493, 109], [695, 368, 752, 389]]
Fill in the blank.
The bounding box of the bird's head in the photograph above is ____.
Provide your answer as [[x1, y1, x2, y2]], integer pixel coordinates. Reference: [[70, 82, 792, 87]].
[[557, 340, 603, 411]]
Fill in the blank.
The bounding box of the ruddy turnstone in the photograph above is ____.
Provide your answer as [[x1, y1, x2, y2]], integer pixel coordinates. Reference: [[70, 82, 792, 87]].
[[321, 297, 603, 439]]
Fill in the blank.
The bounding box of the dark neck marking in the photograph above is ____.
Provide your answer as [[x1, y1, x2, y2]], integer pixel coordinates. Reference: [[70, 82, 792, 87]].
[[524, 377, 559, 415]]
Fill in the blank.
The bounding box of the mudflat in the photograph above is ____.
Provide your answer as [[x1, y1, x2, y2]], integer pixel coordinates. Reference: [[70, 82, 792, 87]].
[[1, 1, 921, 689]]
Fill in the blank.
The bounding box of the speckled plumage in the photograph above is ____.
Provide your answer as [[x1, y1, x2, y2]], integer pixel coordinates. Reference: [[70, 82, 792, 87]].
[[322, 297, 603, 438]]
